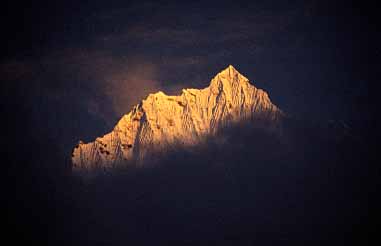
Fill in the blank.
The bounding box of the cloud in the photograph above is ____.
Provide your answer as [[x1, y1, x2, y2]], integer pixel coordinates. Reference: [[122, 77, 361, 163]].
[[1, 49, 163, 121], [101, 58, 160, 116], [89, 2, 296, 52], [45, 50, 164, 117]]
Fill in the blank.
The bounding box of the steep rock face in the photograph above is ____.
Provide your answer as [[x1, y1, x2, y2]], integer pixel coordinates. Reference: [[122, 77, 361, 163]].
[[72, 65, 283, 171]]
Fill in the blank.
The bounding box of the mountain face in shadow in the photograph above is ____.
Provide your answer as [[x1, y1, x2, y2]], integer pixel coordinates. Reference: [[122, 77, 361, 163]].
[[64, 116, 373, 245]]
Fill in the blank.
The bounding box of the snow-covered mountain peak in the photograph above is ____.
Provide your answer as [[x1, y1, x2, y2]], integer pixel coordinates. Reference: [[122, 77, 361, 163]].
[[72, 65, 283, 171]]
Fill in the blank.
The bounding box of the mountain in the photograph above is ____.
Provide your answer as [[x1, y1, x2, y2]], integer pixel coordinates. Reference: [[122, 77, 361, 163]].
[[72, 65, 284, 171]]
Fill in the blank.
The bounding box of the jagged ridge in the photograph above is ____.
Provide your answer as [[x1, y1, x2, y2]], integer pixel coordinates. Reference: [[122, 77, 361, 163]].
[[72, 65, 283, 171]]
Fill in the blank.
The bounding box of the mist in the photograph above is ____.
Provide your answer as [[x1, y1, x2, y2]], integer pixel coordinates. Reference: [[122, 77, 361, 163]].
[[61, 117, 374, 245]]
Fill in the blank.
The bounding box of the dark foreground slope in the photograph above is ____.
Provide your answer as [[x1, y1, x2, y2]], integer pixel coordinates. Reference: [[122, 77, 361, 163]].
[[5, 117, 377, 246], [67, 118, 375, 245]]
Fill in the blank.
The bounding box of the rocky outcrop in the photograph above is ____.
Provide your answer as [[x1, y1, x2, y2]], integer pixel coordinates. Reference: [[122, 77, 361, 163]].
[[72, 65, 283, 171]]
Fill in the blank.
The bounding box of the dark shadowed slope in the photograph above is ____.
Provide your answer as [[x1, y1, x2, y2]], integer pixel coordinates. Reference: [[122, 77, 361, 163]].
[[63, 117, 375, 245]]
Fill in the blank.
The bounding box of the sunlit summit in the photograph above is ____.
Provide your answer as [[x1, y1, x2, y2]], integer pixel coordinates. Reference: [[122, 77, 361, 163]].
[[72, 65, 283, 171]]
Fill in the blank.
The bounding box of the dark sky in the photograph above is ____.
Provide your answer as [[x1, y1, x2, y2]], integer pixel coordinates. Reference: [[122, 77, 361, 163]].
[[1, 0, 378, 178], [3, 1, 378, 163], [2, 1, 378, 245]]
